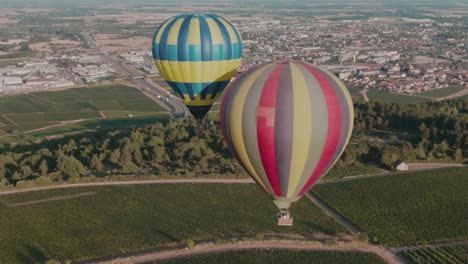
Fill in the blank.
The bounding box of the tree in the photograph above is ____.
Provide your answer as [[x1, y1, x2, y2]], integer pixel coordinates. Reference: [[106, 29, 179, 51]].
[[39, 160, 48, 177], [57, 156, 86, 178], [90, 154, 103, 173], [186, 239, 195, 249], [454, 148, 462, 161]]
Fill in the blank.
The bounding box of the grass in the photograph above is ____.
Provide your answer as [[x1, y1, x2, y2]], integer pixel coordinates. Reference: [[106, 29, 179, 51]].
[[0, 85, 168, 137], [156, 249, 386, 264], [403, 244, 468, 264], [0, 183, 346, 263], [312, 167, 468, 246], [367, 90, 429, 104], [417, 86, 466, 98]]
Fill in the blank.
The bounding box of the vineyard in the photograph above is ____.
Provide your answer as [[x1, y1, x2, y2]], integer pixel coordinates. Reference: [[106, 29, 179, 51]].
[[155, 249, 387, 264], [312, 167, 468, 246], [0, 84, 168, 139], [403, 244, 468, 264], [0, 183, 345, 263]]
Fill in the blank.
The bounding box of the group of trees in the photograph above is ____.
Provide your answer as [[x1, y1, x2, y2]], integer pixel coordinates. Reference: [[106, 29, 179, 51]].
[[348, 99, 467, 168], [0, 98, 466, 188], [0, 117, 244, 188]]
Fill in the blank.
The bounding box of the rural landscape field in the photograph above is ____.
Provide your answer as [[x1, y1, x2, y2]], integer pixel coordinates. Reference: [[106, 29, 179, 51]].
[[0, 85, 169, 146]]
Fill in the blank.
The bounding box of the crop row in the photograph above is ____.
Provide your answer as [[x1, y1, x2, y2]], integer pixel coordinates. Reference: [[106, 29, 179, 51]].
[[312, 167, 468, 246], [403, 245, 468, 264], [0, 184, 345, 263], [156, 249, 386, 264]]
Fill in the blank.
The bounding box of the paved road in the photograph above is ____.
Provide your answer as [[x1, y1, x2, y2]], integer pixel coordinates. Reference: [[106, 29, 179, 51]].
[[81, 32, 189, 118]]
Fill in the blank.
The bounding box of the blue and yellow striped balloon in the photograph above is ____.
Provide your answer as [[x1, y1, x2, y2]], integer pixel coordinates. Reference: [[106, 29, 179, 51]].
[[152, 14, 243, 120]]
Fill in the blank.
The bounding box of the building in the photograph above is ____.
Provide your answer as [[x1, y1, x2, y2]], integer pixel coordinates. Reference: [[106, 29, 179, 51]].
[[396, 161, 409, 171]]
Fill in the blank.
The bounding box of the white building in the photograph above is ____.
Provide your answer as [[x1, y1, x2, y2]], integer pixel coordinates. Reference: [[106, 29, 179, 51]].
[[396, 162, 409, 171]]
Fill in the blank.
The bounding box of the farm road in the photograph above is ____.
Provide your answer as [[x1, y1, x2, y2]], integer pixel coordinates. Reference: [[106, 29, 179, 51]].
[[360, 88, 370, 102], [1, 163, 465, 196], [435, 87, 468, 101], [0, 178, 255, 196], [99, 240, 405, 264], [1, 192, 95, 207], [306, 192, 361, 234]]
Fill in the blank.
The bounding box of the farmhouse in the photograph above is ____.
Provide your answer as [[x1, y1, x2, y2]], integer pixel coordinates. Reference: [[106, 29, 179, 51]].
[[396, 161, 409, 171]]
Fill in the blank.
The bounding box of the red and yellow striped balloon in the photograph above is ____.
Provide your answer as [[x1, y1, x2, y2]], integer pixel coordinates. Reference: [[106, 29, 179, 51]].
[[220, 61, 354, 212]]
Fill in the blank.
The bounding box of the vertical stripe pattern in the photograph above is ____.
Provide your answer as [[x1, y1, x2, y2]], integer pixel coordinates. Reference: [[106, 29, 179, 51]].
[[220, 61, 354, 210], [152, 14, 243, 120]]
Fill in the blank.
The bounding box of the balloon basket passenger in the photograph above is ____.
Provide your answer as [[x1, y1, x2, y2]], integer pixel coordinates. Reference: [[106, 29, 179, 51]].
[[277, 210, 293, 226]]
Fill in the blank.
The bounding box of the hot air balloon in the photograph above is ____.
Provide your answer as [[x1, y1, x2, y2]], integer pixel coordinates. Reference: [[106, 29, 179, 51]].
[[220, 61, 354, 226], [152, 14, 243, 121]]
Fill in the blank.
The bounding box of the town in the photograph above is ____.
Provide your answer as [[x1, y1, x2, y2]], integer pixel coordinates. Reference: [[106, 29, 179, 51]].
[[0, 7, 466, 99]]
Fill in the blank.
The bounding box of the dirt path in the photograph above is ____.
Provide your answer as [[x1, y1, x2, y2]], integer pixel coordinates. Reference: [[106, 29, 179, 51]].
[[99, 111, 107, 118], [1, 114, 17, 125], [100, 240, 404, 264], [305, 192, 361, 234], [435, 87, 468, 101], [0, 178, 254, 196], [2, 163, 466, 196], [30, 94, 56, 104], [361, 88, 370, 102], [1, 192, 95, 207], [24, 119, 87, 134], [406, 162, 464, 171]]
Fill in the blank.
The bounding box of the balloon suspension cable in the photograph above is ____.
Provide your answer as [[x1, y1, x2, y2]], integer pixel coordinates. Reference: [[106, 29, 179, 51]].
[[277, 209, 293, 226]]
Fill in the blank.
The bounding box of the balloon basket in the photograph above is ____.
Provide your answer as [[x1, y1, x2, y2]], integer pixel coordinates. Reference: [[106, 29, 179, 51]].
[[277, 211, 293, 226]]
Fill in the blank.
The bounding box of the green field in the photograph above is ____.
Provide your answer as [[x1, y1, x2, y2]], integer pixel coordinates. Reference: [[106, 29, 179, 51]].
[[403, 244, 468, 264], [28, 115, 169, 138], [0, 85, 168, 138], [155, 249, 386, 264], [367, 90, 429, 104], [312, 167, 468, 246], [417, 86, 466, 98], [0, 183, 345, 263]]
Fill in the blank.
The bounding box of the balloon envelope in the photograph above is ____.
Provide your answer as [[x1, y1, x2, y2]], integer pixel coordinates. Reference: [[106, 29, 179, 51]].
[[152, 14, 243, 120], [220, 61, 354, 210]]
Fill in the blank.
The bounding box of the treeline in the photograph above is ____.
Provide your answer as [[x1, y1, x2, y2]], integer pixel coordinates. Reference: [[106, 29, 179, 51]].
[[343, 99, 467, 168], [0, 99, 466, 188], [0, 117, 246, 189]]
